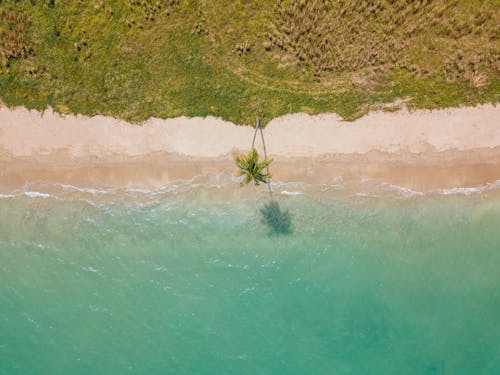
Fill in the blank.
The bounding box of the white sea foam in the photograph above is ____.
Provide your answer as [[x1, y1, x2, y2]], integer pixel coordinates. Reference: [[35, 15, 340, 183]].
[[82, 266, 99, 273], [125, 188, 158, 194], [379, 183, 424, 197], [439, 179, 500, 195], [24, 191, 53, 198], [60, 184, 114, 195], [360, 180, 424, 197], [281, 190, 303, 196], [3, 174, 500, 202], [441, 186, 483, 195], [271, 181, 310, 189], [355, 192, 374, 197]]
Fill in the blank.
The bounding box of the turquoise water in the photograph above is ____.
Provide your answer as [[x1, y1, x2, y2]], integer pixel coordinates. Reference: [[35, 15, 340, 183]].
[[1, 183, 500, 374]]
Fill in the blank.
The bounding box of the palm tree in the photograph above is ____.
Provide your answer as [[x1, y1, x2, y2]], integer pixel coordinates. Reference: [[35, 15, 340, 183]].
[[235, 117, 291, 234], [234, 148, 272, 187]]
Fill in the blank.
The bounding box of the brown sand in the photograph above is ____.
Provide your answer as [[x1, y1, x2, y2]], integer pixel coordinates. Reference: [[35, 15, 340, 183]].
[[1, 104, 499, 193]]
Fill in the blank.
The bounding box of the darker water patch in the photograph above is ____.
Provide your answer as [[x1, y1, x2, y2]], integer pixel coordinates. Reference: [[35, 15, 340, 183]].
[[260, 200, 292, 235]]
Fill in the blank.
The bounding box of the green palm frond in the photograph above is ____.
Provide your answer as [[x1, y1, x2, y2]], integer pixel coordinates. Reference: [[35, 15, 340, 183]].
[[234, 148, 273, 186]]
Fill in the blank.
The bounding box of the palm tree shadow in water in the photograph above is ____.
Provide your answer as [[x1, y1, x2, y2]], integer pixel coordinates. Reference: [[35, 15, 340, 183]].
[[260, 201, 292, 235]]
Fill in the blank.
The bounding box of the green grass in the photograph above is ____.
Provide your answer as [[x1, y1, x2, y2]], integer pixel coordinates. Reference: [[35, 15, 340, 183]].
[[0, 0, 498, 125]]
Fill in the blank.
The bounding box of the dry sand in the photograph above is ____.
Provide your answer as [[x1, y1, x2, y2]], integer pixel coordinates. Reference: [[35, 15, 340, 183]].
[[1, 104, 499, 193]]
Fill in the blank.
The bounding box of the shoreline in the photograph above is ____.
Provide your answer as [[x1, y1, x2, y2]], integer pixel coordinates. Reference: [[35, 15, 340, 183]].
[[1, 104, 499, 193]]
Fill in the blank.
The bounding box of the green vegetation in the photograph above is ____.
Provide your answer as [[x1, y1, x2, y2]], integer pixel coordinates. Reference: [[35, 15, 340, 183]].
[[0, 0, 499, 124], [234, 148, 272, 186]]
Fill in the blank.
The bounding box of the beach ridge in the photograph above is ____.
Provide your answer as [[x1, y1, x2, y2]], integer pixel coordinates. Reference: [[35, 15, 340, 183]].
[[1, 104, 499, 192]]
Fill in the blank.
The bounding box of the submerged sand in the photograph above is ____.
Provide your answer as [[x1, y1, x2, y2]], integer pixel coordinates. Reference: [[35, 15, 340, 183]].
[[1, 104, 499, 193]]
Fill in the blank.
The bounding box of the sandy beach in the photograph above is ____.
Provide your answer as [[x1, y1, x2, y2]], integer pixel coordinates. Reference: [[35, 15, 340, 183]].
[[1, 104, 499, 193]]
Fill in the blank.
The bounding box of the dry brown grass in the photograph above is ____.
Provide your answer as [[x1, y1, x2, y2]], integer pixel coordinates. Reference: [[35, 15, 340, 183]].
[[127, 0, 179, 26], [268, 0, 500, 82], [0, 9, 31, 67]]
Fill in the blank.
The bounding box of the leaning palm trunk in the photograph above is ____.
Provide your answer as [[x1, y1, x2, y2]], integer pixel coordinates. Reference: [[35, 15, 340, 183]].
[[256, 118, 273, 199], [250, 117, 273, 199]]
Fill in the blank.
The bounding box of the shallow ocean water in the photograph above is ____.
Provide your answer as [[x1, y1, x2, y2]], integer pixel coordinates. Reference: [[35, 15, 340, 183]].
[[1, 181, 500, 374]]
